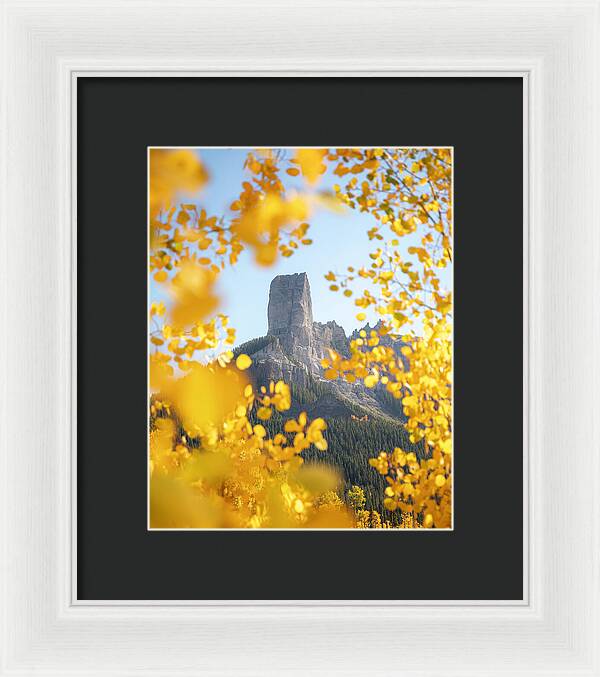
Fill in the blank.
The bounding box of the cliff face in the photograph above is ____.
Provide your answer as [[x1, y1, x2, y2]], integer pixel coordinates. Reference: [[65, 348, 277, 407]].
[[267, 273, 316, 366], [265, 273, 350, 367], [238, 272, 407, 420]]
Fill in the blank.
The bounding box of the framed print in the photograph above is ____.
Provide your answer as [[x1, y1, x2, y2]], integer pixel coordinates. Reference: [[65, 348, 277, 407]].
[[1, 1, 599, 676], [77, 78, 522, 601]]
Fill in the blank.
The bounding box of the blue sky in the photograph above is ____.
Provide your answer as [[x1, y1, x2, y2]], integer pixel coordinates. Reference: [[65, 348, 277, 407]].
[[151, 148, 452, 347]]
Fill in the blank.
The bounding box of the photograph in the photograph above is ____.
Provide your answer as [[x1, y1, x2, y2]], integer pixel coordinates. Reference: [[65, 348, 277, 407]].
[[149, 147, 453, 529]]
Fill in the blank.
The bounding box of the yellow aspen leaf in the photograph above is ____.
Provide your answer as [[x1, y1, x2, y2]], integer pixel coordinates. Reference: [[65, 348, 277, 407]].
[[440, 438, 452, 454], [356, 312, 366, 321], [435, 474, 446, 487], [295, 148, 327, 184], [286, 167, 300, 176], [176, 210, 190, 226], [149, 356, 173, 393], [364, 374, 378, 388], [284, 419, 303, 433], [235, 354, 252, 371], [253, 424, 267, 438], [154, 270, 168, 283], [257, 406, 272, 420], [170, 262, 219, 329], [169, 365, 243, 432], [149, 149, 206, 219]]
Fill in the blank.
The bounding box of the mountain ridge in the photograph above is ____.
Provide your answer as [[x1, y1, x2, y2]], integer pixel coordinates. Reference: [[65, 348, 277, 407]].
[[234, 272, 407, 421]]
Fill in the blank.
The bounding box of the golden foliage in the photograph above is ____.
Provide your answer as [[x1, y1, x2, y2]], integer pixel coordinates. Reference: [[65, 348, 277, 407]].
[[149, 149, 207, 220], [322, 148, 453, 527]]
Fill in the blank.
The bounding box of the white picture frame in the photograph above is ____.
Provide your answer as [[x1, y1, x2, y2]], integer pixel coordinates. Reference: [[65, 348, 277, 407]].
[[1, 0, 598, 674]]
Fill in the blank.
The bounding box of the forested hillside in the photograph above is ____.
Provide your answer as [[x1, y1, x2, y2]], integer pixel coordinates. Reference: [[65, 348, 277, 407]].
[[246, 376, 426, 525]]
